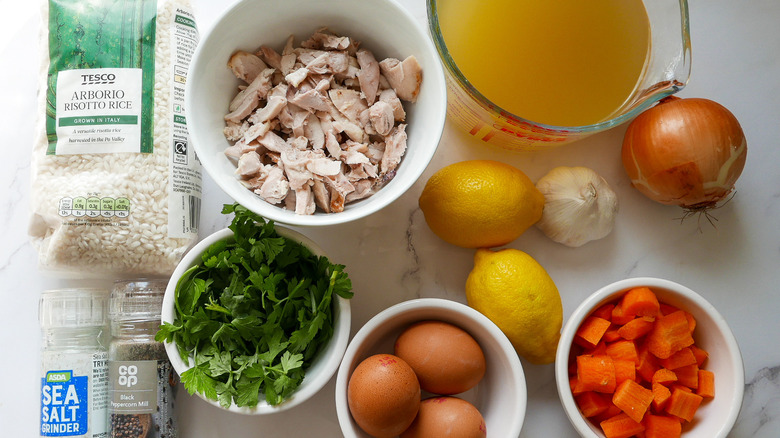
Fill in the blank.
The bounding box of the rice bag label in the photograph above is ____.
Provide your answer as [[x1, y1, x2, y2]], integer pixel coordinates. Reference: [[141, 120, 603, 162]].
[[45, 0, 158, 156], [54, 68, 144, 155], [168, 6, 202, 238]]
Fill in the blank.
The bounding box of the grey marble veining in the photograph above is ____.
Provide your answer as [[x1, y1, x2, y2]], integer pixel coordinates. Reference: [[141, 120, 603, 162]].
[[731, 366, 780, 438]]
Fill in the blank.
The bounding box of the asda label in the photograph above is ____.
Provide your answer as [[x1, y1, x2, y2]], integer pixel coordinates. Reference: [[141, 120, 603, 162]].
[[54, 68, 143, 155], [39, 353, 108, 437], [41, 370, 88, 436]]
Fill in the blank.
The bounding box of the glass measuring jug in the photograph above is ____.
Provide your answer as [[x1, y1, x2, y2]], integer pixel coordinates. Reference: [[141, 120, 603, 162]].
[[427, 0, 691, 150]]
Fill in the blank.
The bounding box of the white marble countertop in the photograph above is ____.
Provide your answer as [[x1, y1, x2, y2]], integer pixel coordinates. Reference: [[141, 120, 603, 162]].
[[1, 0, 778, 436]]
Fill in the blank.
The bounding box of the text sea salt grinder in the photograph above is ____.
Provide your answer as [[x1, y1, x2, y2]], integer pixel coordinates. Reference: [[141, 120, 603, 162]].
[[39, 288, 110, 438], [108, 280, 178, 438]]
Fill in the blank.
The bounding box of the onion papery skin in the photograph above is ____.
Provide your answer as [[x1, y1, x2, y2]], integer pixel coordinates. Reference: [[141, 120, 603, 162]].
[[621, 97, 747, 210]]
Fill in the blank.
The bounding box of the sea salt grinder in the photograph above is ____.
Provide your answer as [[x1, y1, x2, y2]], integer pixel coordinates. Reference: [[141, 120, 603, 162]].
[[108, 280, 178, 438], [39, 288, 110, 438]]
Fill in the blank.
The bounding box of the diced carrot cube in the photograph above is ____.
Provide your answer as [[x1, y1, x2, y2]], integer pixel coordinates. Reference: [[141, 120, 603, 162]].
[[576, 316, 612, 348], [646, 311, 694, 359], [651, 368, 678, 385], [606, 340, 639, 365], [621, 287, 661, 318], [600, 412, 646, 438], [577, 355, 617, 393], [674, 364, 699, 389], [569, 356, 578, 375], [614, 360, 637, 387], [697, 369, 715, 398], [659, 303, 681, 316], [612, 379, 654, 423], [669, 383, 692, 393], [592, 403, 623, 425], [659, 347, 697, 370], [586, 341, 608, 357], [636, 345, 660, 383], [570, 376, 587, 395], [618, 317, 655, 340], [684, 312, 696, 332], [593, 303, 616, 320], [690, 345, 709, 366], [651, 382, 672, 412], [666, 388, 703, 422], [575, 391, 612, 418], [644, 414, 682, 438], [604, 328, 623, 343], [611, 303, 634, 325]]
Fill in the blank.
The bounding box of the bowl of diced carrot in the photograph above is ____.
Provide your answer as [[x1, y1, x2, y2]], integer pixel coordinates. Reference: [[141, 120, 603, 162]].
[[555, 277, 744, 438]]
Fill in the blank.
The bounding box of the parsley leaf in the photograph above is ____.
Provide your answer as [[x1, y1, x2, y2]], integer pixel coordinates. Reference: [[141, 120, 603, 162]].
[[180, 363, 219, 401], [280, 351, 304, 373], [158, 203, 353, 407], [209, 350, 233, 378], [235, 374, 263, 407]]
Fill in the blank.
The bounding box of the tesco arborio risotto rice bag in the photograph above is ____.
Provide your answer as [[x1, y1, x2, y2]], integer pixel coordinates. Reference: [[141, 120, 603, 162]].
[[30, 0, 202, 277]]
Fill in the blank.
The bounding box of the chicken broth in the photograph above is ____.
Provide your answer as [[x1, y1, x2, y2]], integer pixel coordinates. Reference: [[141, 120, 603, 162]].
[[437, 0, 651, 127]]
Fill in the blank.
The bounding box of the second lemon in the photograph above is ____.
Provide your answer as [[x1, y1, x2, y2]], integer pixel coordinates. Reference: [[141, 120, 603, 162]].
[[418, 160, 544, 248], [465, 248, 562, 364]]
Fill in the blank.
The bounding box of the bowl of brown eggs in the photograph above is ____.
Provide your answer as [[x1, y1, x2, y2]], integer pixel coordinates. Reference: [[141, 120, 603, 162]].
[[334, 298, 527, 437]]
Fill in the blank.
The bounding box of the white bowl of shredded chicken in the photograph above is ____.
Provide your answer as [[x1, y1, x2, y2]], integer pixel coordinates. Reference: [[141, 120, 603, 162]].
[[186, 0, 447, 226]]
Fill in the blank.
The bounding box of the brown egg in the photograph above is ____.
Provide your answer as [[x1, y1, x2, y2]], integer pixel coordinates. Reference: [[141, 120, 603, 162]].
[[394, 320, 486, 394], [347, 354, 421, 438], [400, 396, 487, 438]]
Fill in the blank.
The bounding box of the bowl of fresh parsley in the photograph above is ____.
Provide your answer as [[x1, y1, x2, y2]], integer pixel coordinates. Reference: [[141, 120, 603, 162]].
[[156, 203, 354, 414]]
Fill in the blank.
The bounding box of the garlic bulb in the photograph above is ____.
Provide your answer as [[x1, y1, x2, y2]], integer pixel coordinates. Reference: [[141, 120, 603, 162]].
[[535, 166, 618, 247]]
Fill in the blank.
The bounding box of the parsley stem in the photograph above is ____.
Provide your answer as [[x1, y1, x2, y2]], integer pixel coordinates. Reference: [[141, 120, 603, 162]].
[[205, 298, 232, 316]]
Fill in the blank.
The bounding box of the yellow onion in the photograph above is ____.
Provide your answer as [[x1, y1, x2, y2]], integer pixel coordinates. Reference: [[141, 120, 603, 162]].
[[622, 96, 747, 211]]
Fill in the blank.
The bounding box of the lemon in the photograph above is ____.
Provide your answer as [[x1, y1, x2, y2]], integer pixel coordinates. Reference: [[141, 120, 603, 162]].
[[418, 160, 544, 248], [465, 248, 562, 364]]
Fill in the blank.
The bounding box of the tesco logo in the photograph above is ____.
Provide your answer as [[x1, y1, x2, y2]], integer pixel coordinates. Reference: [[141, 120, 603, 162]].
[[80, 73, 116, 85]]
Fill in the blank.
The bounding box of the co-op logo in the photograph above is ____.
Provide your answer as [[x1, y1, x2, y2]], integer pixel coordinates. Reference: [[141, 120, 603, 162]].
[[81, 73, 116, 85], [117, 365, 138, 388]]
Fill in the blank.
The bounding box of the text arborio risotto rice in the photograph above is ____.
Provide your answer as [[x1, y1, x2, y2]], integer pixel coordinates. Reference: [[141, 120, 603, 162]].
[[30, 0, 202, 277]]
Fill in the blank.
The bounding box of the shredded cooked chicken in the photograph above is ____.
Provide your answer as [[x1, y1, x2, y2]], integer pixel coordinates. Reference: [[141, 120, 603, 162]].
[[223, 28, 422, 214]]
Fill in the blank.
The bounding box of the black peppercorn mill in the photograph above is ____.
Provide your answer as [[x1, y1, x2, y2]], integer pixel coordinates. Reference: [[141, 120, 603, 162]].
[[108, 280, 178, 438]]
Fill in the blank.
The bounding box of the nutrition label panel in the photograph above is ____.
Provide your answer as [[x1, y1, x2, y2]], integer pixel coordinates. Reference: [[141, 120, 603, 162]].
[[58, 196, 130, 218], [168, 7, 202, 238]]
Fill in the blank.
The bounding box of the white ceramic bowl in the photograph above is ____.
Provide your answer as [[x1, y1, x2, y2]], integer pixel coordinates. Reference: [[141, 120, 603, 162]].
[[335, 298, 527, 438], [161, 226, 351, 414], [185, 0, 447, 226], [555, 277, 744, 438]]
